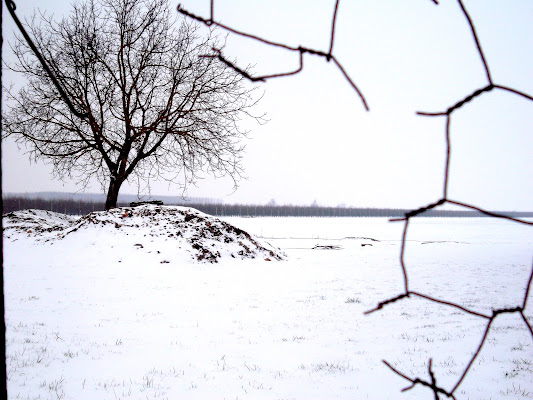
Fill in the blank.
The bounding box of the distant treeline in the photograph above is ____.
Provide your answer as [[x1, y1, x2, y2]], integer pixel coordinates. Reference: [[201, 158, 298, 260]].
[[3, 195, 533, 218], [3, 196, 121, 215]]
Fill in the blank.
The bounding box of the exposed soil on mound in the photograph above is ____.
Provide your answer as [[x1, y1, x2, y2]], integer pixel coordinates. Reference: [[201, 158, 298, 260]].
[[3, 206, 285, 263], [3, 209, 77, 238]]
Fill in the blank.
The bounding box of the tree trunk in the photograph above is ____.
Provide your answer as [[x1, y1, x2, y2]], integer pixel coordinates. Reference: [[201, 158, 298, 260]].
[[105, 178, 123, 210]]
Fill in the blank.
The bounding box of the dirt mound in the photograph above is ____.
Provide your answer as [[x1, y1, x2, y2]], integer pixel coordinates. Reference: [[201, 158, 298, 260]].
[[3, 209, 77, 239], [3, 205, 285, 263]]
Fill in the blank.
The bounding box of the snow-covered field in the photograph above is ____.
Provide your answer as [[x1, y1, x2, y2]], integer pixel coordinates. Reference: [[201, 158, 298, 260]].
[[3, 209, 532, 399]]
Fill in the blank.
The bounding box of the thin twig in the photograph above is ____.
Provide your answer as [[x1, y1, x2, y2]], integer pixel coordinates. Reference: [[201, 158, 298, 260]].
[[410, 291, 491, 319], [457, 0, 492, 84], [451, 319, 493, 394], [328, 0, 340, 59], [494, 85, 533, 102], [443, 115, 451, 198], [383, 360, 456, 399], [523, 264, 533, 310], [446, 200, 533, 226], [519, 312, 533, 337], [5, 0, 89, 119], [399, 219, 410, 293]]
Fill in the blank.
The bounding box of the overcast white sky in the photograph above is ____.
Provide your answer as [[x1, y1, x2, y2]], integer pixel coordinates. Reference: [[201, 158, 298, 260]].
[[2, 0, 532, 210]]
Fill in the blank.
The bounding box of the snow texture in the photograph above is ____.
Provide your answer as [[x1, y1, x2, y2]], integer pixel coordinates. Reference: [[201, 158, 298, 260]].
[[3, 209, 77, 238], [3, 214, 532, 400]]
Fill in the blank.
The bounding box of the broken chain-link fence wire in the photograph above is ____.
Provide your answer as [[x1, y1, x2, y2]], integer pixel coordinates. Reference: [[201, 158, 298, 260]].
[[178, 0, 533, 398], [177, 0, 369, 111]]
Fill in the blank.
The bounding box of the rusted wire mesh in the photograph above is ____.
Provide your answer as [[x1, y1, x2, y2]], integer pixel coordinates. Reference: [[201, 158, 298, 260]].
[[178, 1, 532, 398]]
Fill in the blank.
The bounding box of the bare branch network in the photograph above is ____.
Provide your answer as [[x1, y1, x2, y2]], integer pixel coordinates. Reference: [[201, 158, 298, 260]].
[[3, 0, 264, 210], [178, 1, 533, 399]]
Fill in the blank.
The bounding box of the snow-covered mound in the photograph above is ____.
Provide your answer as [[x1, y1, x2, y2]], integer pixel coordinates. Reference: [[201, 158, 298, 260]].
[[2, 209, 77, 239], [3, 205, 285, 263]]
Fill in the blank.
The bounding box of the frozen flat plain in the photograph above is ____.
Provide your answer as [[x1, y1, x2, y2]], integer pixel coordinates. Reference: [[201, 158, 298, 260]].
[[4, 213, 533, 399]]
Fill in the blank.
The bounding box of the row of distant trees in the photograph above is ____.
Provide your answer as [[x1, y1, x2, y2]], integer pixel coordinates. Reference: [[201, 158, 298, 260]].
[[4, 195, 533, 218]]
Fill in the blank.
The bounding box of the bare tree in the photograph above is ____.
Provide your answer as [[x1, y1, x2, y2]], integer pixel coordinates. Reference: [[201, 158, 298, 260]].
[[2, 0, 262, 210]]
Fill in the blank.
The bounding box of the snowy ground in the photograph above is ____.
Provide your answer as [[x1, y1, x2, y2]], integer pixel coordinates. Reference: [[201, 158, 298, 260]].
[[3, 211, 533, 399]]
